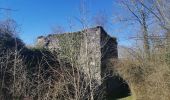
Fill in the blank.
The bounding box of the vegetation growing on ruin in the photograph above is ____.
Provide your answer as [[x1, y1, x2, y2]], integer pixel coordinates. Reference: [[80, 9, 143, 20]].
[[0, 0, 170, 100]]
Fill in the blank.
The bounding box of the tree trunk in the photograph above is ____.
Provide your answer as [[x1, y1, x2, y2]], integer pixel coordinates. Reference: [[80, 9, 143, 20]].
[[141, 11, 150, 58]]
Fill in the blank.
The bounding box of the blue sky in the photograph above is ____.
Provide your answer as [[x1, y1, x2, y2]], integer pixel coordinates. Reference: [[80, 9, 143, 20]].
[[0, 0, 135, 46]]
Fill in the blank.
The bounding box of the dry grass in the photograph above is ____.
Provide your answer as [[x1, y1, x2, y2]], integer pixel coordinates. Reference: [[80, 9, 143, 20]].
[[116, 47, 170, 100]]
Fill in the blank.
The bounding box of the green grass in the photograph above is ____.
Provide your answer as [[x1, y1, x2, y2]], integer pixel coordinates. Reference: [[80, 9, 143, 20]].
[[118, 96, 133, 100]]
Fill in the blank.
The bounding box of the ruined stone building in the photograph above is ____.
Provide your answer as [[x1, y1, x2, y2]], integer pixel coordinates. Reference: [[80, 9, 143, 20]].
[[37, 26, 117, 79], [36, 26, 129, 98]]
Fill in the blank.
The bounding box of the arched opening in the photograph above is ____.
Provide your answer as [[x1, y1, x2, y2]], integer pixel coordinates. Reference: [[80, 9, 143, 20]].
[[105, 75, 131, 99]]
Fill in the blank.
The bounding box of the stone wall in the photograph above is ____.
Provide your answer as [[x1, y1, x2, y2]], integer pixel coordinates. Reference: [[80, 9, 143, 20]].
[[36, 26, 117, 82]]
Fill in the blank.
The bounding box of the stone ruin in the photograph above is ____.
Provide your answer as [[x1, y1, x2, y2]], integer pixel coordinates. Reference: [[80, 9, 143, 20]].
[[36, 26, 130, 98]]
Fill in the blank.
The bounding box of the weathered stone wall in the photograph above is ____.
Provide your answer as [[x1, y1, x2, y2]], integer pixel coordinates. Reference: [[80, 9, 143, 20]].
[[78, 27, 101, 81], [36, 26, 117, 84]]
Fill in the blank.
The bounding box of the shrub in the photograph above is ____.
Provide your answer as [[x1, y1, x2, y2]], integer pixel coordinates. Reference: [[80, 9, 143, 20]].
[[0, 19, 25, 52], [116, 48, 170, 100]]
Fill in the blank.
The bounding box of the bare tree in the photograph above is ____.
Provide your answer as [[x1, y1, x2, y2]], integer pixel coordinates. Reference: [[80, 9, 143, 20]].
[[137, 0, 170, 50], [119, 0, 152, 57], [51, 25, 65, 34], [92, 11, 108, 29]]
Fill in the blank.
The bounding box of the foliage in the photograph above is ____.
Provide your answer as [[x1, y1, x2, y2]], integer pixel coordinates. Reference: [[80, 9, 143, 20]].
[[52, 31, 84, 62], [165, 52, 170, 65]]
